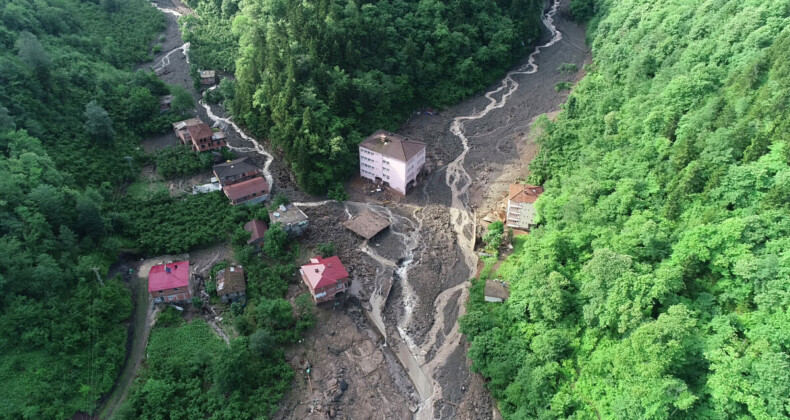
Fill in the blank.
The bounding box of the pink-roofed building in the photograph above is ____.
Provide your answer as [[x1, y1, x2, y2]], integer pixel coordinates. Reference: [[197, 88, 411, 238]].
[[299, 256, 350, 303], [148, 261, 192, 303], [359, 130, 426, 195]]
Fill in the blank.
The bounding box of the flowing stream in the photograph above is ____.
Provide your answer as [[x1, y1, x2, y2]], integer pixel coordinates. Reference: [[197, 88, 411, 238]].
[[148, 0, 563, 417], [413, 1, 563, 417]]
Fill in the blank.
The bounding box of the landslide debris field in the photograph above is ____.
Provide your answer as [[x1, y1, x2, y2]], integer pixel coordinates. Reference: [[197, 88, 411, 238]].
[[136, 0, 589, 418]]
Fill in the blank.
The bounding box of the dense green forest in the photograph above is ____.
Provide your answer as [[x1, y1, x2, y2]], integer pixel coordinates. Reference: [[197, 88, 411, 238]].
[[0, 0, 172, 416], [462, 0, 790, 418], [183, 0, 544, 193]]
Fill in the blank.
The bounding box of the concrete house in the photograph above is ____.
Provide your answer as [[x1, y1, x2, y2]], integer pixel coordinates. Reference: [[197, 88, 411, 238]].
[[268, 204, 308, 236], [216, 265, 246, 303], [506, 184, 544, 230], [358, 130, 426, 195], [148, 261, 192, 303], [299, 256, 350, 303], [173, 118, 227, 152], [244, 219, 268, 249]]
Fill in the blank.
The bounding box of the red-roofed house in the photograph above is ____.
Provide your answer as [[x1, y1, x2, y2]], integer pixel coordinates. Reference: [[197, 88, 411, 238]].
[[173, 118, 227, 152], [148, 261, 192, 303], [299, 256, 350, 303], [223, 176, 269, 205], [506, 184, 544, 230], [244, 219, 268, 248]]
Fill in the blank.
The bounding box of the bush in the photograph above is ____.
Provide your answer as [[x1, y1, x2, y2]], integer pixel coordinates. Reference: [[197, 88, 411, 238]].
[[327, 183, 348, 201], [154, 146, 213, 178], [557, 63, 579, 73], [555, 82, 573, 91], [157, 306, 184, 327], [191, 297, 203, 309], [317, 243, 335, 257], [271, 193, 290, 207], [152, 44, 162, 54], [482, 221, 504, 253]]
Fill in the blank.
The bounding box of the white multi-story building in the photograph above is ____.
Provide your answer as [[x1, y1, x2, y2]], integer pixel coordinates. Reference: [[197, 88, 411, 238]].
[[359, 130, 426, 195]]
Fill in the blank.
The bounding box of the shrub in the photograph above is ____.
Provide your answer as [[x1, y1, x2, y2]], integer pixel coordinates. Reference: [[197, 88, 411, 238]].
[[555, 82, 573, 91]]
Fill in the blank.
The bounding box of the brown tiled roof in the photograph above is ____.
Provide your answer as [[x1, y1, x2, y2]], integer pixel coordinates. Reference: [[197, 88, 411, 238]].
[[343, 210, 390, 239], [223, 176, 268, 200], [186, 122, 214, 141], [509, 184, 544, 204], [213, 157, 258, 179], [359, 129, 425, 162], [244, 219, 268, 244], [216, 265, 245, 295]]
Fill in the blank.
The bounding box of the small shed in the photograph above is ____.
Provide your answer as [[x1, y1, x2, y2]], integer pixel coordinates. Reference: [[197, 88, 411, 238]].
[[216, 265, 246, 303], [343, 210, 391, 240], [159, 95, 173, 113], [484, 279, 509, 303], [200, 70, 216, 85], [244, 219, 268, 248]]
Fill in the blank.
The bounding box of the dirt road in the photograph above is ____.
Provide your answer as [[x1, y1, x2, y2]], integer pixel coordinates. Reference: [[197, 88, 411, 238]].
[[122, 0, 590, 418]]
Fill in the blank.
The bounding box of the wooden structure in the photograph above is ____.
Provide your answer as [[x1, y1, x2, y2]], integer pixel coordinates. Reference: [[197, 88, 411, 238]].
[[343, 210, 391, 239]]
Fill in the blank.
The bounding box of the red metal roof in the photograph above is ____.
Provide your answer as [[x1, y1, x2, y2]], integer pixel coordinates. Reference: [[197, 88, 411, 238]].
[[148, 261, 190, 292], [509, 184, 544, 203], [223, 176, 269, 201], [300, 256, 349, 289], [244, 219, 268, 244]]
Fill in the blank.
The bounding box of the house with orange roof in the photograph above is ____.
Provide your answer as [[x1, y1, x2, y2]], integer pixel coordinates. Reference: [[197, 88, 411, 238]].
[[506, 184, 544, 230], [299, 256, 350, 303]]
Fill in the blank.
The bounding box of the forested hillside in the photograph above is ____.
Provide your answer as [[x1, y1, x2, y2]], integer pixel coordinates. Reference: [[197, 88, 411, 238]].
[[0, 0, 175, 417], [183, 0, 544, 193], [462, 0, 790, 418]]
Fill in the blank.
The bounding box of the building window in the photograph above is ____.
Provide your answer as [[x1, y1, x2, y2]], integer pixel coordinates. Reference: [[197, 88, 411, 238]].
[[174, 288, 178, 291], [158, 290, 163, 294]]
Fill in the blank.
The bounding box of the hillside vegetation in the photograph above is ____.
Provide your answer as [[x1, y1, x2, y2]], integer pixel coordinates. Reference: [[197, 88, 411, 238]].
[[0, 0, 172, 417], [183, 0, 544, 193], [462, 0, 790, 418]]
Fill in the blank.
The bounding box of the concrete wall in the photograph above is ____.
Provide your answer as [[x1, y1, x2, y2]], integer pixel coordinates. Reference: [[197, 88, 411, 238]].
[[359, 146, 426, 195]]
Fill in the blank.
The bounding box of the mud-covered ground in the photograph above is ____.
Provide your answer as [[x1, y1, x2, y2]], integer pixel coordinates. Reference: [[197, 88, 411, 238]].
[[128, 0, 590, 418]]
